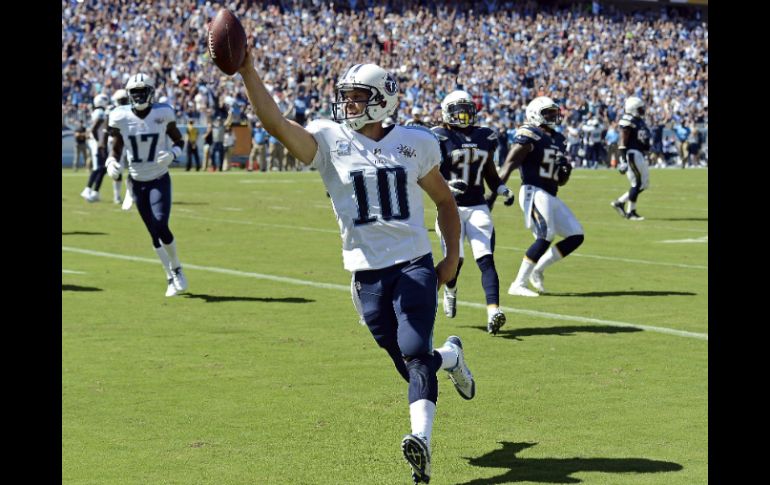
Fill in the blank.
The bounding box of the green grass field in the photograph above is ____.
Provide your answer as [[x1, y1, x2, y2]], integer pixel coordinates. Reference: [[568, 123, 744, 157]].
[[62, 167, 707, 484]]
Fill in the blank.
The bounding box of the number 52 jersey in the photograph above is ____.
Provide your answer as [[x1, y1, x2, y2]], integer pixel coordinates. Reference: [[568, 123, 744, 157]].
[[108, 103, 175, 182], [308, 119, 441, 272]]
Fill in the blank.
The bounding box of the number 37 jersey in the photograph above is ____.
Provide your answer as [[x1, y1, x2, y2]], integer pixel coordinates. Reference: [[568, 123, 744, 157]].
[[308, 119, 441, 272], [108, 104, 175, 182]]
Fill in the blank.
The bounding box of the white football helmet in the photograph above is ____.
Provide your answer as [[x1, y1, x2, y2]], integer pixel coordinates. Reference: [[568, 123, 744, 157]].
[[441, 90, 477, 128], [125, 73, 155, 111], [525, 96, 561, 129], [111, 89, 129, 106], [93, 94, 109, 109], [332, 64, 399, 130], [624, 96, 645, 117]]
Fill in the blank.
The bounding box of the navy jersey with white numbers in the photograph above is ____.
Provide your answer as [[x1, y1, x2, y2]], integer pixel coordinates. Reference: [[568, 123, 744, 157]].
[[431, 125, 499, 206], [618, 114, 650, 152], [513, 124, 567, 197]]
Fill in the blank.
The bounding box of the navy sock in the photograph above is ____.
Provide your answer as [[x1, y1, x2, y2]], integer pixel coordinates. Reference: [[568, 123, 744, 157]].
[[476, 254, 499, 306]]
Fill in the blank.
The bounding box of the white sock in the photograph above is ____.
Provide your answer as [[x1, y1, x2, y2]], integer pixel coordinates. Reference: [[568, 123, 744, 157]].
[[409, 399, 436, 448], [617, 192, 630, 205], [154, 247, 174, 279], [534, 246, 563, 273], [435, 346, 458, 370], [628, 201, 637, 212], [162, 240, 181, 270], [487, 305, 500, 321], [113, 180, 122, 198], [513, 258, 536, 286]]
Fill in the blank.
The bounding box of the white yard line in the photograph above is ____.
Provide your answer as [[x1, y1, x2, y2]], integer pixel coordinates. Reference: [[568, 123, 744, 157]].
[[62, 246, 707, 341]]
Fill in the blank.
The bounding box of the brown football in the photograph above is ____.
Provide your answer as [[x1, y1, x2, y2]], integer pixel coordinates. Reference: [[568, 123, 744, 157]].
[[207, 9, 247, 76]]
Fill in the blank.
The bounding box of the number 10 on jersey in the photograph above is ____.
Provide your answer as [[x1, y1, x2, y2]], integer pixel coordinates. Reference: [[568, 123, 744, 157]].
[[350, 167, 410, 225]]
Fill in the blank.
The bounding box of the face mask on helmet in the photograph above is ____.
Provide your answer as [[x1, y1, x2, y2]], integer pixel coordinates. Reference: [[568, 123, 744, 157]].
[[541, 107, 561, 125], [128, 86, 154, 111], [444, 101, 477, 128], [332, 85, 387, 130], [331, 64, 398, 131]]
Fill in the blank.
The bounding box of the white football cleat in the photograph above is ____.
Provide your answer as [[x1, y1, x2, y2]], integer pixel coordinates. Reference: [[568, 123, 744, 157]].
[[487, 309, 506, 335], [402, 433, 431, 484], [171, 267, 188, 292], [443, 286, 457, 318], [80, 187, 92, 201], [529, 270, 546, 294], [444, 335, 475, 400], [508, 283, 539, 297], [165, 278, 178, 297], [86, 191, 100, 203]]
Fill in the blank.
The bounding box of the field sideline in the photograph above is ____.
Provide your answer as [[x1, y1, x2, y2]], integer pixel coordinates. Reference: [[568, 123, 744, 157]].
[[62, 167, 707, 484]]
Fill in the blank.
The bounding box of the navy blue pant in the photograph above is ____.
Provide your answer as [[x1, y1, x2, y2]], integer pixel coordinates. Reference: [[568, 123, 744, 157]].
[[211, 142, 224, 171], [354, 253, 443, 404], [87, 148, 107, 191], [129, 173, 174, 248]]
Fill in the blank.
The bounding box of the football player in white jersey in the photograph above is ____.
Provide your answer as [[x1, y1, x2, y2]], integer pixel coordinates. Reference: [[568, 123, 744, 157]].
[[80, 94, 110, 202], [237, 49, 473, 484], [105, 74, 189, 297]]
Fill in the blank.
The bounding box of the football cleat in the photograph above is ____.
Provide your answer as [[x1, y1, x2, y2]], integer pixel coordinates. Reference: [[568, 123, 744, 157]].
[[507, 283, 539, 297], [402, 433, 431, 484], [487, 309, 506, 335], [171, 267, 188, 292], [444, 336, 475, 400], [80, 187, 92, 200], [86, 190, 100, 203], [443, 286, 457, 318], [529, 270, 546, 294], [611, 201, 626, 218], [627, 210, 645, 221], [165, 278, 178, 297]]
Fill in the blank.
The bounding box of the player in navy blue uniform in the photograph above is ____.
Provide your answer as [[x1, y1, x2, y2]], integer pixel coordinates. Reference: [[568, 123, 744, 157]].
[[497, 96, 584, 296], [80, 94, 110, 202], [611, 96, 650, 221], [431, 90, 514, 335], [106, 74, 189, 297]]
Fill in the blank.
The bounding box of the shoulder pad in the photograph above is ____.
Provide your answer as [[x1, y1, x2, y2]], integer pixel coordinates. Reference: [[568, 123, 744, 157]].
[[516, 127, 541, 141], [430, 126, 450, 141]]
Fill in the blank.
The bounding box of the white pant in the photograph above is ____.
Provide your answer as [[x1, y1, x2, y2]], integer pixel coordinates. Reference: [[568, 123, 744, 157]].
[[627, 149, 650, 190], [519, 185, 583, 241], [436, 204, 495, 260]]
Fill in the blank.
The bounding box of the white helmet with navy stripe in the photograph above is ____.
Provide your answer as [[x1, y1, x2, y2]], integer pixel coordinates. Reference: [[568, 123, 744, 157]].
[[525, 96, 561, 129], [93, 94, 109, 109], [111, 89, 129, 106], [126, 73, 155, 111], [624, 96, 645, 117], [332, 64, 399, 130]]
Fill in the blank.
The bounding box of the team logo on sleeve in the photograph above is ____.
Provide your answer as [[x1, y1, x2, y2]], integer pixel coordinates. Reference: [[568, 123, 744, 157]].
[[397, 144, 416, 158], [335, 140, 351, 156]]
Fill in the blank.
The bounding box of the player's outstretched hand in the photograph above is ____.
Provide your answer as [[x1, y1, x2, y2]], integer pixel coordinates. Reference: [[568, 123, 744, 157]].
[[238, 47, 254, 76]]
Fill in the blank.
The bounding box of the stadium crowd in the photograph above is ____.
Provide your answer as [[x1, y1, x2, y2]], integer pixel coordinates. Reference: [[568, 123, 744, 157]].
[[62, 0, 707, 169]]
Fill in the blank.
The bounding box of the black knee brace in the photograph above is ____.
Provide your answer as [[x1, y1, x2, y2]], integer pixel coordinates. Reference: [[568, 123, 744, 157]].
[[555, 234, 584, 258], [525, 238, 552, 263]]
